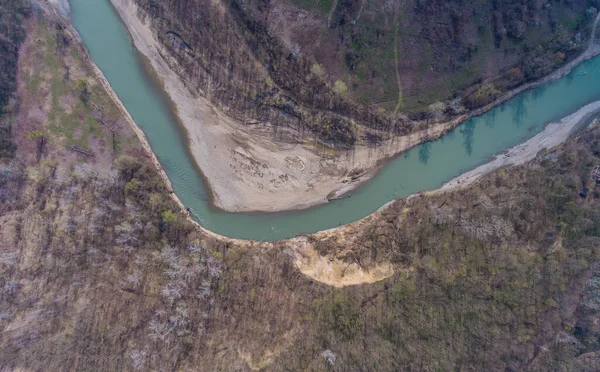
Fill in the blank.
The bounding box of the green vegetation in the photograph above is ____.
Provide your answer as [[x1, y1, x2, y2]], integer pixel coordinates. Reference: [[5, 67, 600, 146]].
[[290, 0, 333, 14], [125, 177, 140, 193], [20, 21, 124, 152], [26, 130, 44, 140], [298, 127, 600, 370], [25, 71, 42, 93], [332, 79, 348, 97], [161, 209, 178, 223], [76, 77, 90, 104], [6, 31, 600, 366], [317, 0, 334, 14], [42, 26, 100, 149], [0, 0, 30, 110]]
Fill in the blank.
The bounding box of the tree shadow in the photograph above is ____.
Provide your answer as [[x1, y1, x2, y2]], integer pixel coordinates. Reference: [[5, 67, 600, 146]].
[[565, 71, 574, 86], [484, 107, 497, 128], [510, 95, 528, 127], [461, 119, 476, 156], [531, 85, 546, 102], [418, 142, 431, 165]]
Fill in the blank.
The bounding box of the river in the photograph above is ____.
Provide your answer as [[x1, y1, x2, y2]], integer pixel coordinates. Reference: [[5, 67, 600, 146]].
[[70, 0, 600, 240]]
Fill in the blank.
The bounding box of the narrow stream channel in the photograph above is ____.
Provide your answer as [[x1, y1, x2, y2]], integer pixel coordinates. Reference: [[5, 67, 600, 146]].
[[70, 0, 600, 240]]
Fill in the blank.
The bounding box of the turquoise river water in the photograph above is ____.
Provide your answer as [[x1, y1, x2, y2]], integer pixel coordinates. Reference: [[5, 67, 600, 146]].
[[70, 0, 600, 240]]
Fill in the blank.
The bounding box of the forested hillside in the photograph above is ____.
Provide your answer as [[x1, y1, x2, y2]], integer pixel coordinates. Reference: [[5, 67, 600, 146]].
[[0, 0, 30, 158], [1, 5, 600, 370], [133, 0, 598, 147]]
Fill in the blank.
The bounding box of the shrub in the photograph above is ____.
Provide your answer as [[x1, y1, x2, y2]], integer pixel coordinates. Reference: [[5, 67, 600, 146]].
[[27, 130, 43, 140], [162, 210, 177, 223], [333, 80, 348, 97]]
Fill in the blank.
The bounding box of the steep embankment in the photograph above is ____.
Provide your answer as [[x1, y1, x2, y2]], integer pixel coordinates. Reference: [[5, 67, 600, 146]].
[[3, 6, 600, 370], [109, 0, 600, 212]]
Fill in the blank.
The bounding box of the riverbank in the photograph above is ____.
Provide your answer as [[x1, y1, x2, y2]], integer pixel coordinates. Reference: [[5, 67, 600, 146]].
[[35, 0, 600, 287], [39, 0, 226, 241], [105, 0, 452, 212], [440, 100, 600, 192], [38, 0, 396, 287], [108, 0, 600, 213], [294, 103, 600, 287]]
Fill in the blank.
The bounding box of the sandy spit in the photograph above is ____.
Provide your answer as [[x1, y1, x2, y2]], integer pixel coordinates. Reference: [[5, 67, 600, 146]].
[[106, 0, 459, 212], [53, 1, 600, 215], [108, 0, 600, 213]]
